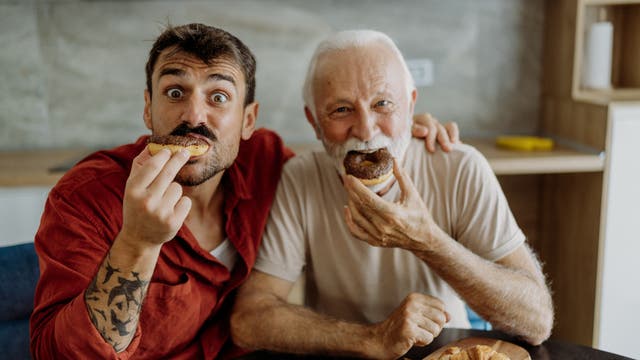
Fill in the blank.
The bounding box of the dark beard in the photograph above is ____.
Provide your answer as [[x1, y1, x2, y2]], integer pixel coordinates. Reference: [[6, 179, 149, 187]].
[[176, 163, 224, 187], [175, 145, 236, 187]]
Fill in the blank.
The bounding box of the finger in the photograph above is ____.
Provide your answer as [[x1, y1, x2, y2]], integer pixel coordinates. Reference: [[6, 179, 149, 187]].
[[412, 113, 431, 127], [436, 124, 452, 152], [411, 326, 436, 347], [392, 160, 420, 205], [445, 122, 460, 143], [344, 206, 377, 244], [344, 175, 394, 214], [419, 307, 448, 329], [346, 199, 384, 238], [162, 182, 184, 207], [170, 196, 192, 230], [128, 148, 172, 189], [148, 149, 190, 195], [426, 121, 438, 153], [411, 123, 429, 138]]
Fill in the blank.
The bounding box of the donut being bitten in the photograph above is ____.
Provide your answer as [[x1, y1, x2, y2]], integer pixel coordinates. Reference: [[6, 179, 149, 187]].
[[343, 148, 393, 186], [147, 135, 209, 157]]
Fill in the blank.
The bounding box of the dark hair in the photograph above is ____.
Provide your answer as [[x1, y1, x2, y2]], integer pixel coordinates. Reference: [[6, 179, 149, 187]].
[[145, 23, 256, 106]]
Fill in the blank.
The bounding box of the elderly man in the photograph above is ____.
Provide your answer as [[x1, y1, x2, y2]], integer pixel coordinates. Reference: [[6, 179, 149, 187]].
[[231, 30, 554, 359]]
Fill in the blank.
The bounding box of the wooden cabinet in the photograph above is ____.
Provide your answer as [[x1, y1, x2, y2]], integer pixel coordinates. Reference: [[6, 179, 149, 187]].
[[516, 1, 640, 357], [597, 103, 640, 357]]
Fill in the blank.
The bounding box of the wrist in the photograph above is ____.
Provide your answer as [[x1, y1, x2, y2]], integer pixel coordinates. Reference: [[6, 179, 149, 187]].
[[412, 224, 449, 256], [112, 232, 163, 264], [358, 323, 385, 359]]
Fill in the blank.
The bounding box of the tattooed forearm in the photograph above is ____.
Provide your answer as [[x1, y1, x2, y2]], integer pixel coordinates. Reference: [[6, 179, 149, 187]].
[[85, 253, 150, 353]]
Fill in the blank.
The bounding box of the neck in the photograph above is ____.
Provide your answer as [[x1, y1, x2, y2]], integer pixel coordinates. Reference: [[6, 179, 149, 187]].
[[182, 170, 226, 217]]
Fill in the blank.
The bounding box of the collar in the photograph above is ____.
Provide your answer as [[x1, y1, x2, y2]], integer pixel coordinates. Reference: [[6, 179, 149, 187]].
[[223, 152, 252, 201]]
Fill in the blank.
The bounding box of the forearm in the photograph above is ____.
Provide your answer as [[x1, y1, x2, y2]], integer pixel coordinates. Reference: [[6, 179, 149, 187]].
[[414, 232, 553, 344], [84, 233, 161, 352], [231, 294, 378, 358]]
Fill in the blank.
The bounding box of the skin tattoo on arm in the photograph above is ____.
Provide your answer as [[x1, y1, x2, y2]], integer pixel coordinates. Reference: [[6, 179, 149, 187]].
[[85, 253, 150, 352]]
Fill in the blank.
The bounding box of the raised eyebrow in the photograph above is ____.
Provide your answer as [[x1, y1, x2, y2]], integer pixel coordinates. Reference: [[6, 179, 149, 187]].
[[157, 68, 236, 86], [208, 73, 236, 86], [158, 67, 185, 79]]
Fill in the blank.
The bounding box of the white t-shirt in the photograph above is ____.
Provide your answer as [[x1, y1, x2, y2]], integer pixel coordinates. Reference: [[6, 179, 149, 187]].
[[210, 239, 238, 270], [254, 140, 525, 327]]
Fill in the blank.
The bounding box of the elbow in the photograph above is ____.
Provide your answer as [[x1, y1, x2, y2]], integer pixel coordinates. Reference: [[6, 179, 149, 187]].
[[523, 304, 554, 346], [230, 306, 260, 350]]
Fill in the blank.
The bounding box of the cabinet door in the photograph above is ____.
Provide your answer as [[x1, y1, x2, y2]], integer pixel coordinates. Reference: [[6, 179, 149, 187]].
[[597, 103, 640, 359]]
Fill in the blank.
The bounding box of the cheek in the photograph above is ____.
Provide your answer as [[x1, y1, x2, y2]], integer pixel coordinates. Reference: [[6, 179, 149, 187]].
[[320, 121, 351, 143], [383, 112, 409, 138]]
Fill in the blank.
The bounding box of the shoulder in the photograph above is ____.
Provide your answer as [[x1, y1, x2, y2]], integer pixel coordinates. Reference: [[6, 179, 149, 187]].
[[407, 139, 489, 173], [233, 129, 294, 200], [52, 138, 146, 200], [239, 128, 294, 160]]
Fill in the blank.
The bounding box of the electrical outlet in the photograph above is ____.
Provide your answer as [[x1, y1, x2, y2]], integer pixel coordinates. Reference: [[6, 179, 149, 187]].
[[406, 58, 434, 87]]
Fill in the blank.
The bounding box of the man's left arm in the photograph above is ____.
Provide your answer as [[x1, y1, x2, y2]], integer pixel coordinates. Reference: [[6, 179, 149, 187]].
[[342, 160, 554, 345]]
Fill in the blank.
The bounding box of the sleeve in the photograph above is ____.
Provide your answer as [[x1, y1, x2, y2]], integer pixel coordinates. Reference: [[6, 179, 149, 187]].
[[29, 187, 141, 359], [253, 158, 307, 283], [453, 147, 526, 261]]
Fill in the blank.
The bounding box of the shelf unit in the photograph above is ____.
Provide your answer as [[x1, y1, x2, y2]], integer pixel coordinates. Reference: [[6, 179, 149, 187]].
[[572, 0, 640, 102], [540, 0, 640, 355]]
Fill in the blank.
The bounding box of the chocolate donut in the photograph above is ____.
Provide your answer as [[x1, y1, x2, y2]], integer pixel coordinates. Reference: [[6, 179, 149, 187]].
[[343, 148, 393, 185]]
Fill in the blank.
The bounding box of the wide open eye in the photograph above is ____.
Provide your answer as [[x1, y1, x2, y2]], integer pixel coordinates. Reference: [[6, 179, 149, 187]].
[[211, 92, 229, 103], [166, 88, 183, 99]]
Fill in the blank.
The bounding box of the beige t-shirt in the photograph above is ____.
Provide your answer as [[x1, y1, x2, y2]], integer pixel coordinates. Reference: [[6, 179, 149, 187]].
[[254, 139, 525, 328]]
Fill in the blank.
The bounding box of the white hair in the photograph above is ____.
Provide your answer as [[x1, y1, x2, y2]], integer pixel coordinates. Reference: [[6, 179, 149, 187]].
[[302, 29, 415, 120]]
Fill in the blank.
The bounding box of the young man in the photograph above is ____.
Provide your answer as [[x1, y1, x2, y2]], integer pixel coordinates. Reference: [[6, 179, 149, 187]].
[[30, 24, 456, 359], [231, 30, 554, 359]]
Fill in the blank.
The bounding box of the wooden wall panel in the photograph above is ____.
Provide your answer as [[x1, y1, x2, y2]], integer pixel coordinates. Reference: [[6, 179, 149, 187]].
[[539, 172, 603, 346]]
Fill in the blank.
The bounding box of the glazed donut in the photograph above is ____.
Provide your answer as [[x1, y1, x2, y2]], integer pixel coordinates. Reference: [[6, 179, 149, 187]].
[[343, 148, 393, 186], [147, 135, 209, 156]]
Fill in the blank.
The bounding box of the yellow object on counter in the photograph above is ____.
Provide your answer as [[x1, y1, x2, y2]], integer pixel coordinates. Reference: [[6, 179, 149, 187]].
[[495, 136, 554, 151]]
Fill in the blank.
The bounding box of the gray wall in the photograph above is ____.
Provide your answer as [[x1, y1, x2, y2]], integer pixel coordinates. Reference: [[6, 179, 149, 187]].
[[0, 0, 544, 150]]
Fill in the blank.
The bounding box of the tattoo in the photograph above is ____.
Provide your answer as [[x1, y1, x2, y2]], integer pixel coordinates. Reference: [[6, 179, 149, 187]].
[[103, 262, 120, 284], [107, 273, 147, 308], [111, 309, 132, 336], [84, 254, 150, 352]]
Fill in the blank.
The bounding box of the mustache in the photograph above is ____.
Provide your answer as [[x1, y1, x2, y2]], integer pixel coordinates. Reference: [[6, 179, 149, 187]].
[[170, 123, 217, 142]]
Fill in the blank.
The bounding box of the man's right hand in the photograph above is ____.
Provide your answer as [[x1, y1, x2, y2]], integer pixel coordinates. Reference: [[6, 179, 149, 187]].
[[369, 293, 449, 359], [120, 147, 192, 250]]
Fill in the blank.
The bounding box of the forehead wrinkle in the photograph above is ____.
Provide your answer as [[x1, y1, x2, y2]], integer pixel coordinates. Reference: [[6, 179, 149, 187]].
[[158, 67, 186, 80], [208, 73, 236, 86]]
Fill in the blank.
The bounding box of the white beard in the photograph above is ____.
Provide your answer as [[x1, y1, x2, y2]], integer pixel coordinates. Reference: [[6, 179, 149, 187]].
[[321, 124, 412, 191]]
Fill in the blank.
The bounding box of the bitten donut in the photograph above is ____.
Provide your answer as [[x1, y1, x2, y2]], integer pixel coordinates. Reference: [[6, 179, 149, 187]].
[[147, 135, 209, 156], [343, 148, 393, 186]]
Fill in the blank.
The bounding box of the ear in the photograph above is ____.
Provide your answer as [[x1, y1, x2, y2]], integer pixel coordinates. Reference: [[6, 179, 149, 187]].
[[241, 102, 258, 140], [143, 89, 153, 130], [409, 88, 418, 115], [304, 106, 322, 140]]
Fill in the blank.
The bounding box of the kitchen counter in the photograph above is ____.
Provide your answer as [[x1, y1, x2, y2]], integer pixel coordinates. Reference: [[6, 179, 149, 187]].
[[0, 148, 91, 187], [0, 138, 605, 187]]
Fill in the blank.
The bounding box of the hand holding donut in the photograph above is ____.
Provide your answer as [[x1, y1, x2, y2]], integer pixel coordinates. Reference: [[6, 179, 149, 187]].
[[343, 159, 445, 252], [119, 146, 192, 251]]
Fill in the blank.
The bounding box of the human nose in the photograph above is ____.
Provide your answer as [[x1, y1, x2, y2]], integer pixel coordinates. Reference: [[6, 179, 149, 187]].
[[182, 93, 207, 126], [350, 109, 379, 141]]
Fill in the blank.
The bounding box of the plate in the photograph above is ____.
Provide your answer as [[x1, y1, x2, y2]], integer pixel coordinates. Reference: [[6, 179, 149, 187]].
[[422, 337, 531, 360]]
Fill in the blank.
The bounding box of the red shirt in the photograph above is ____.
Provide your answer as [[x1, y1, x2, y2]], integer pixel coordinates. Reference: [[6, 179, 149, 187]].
[[30, 129, 293, 359]]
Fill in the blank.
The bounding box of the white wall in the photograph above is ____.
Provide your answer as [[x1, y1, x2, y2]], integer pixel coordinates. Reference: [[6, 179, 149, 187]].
[[0, 187, 50, 247]]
